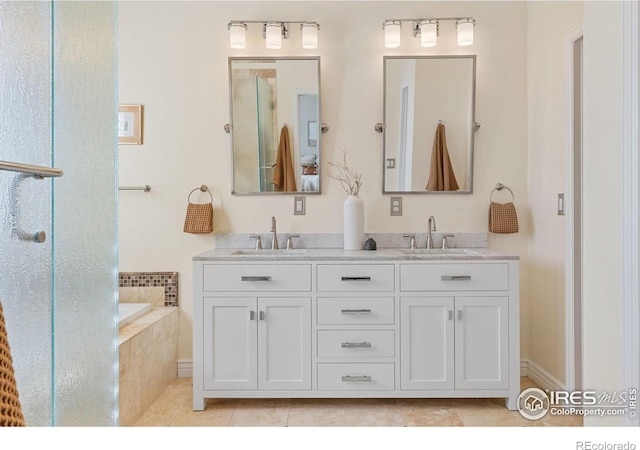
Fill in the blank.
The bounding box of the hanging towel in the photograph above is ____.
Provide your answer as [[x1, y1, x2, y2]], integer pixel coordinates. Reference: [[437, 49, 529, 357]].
[[272, 125, 298, 192], [488, 202, 519, 233], [183, 186, 214, 234], [426, 123, 460, 191], [0, 300, 25, 427]]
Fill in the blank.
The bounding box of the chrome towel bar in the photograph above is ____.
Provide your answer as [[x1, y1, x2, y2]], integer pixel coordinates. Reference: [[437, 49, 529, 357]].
[[0, 160, 63, 178], [119, 185, 151, 192]]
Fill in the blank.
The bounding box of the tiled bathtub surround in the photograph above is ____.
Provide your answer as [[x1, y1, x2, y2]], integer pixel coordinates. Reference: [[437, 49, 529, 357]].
[[119, 272, 179, 307], [119, 306, 179, 426], [213, 232, 488, 251]]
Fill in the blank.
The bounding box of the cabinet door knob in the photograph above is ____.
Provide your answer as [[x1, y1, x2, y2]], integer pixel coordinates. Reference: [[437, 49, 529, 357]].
[[249, 310, 256, 321], [259, 311, 265, 321], [457, 310, 463, 320], [448, 310, 453, 321]]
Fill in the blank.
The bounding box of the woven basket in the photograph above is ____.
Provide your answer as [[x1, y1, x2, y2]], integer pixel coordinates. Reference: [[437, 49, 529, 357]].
[[0, 302, 25, 427]]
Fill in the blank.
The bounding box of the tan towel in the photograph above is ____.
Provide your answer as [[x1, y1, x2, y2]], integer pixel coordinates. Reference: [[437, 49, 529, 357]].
[[426, 123, 459, 191], [0, 300, 25, 426], [489, 202, 519, 234], [183, 202, 213, 234], [272, 125, 298, 192]]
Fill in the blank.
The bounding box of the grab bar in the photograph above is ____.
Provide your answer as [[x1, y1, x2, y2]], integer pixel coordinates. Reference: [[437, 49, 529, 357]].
[[119, 185, 151, 192], [0, 160, 63, 178]]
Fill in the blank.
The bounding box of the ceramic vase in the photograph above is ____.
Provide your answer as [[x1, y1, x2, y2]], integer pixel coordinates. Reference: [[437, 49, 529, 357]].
[[343, 195, 364, 250]]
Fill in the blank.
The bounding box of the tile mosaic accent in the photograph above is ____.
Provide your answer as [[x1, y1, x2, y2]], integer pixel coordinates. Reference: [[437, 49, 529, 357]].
[[119, 272, 179, 307]]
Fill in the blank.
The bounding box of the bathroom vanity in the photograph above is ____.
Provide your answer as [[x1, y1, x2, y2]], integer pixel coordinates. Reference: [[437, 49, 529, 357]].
[[192, 247, 520, 410]]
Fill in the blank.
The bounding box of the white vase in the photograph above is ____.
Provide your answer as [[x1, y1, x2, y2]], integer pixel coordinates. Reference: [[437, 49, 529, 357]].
[[343, 195, 364, 250]]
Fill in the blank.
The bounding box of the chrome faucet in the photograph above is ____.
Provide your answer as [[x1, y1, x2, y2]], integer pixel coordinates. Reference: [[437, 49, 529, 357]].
[[426, 216, 437, 249], [270, 216, 278, 250]]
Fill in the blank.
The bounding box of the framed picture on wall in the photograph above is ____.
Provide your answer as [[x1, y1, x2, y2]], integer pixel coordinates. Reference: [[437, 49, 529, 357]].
[[118, 104, 143, 145]]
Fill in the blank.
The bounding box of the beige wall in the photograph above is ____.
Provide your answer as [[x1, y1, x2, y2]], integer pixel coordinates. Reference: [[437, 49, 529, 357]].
[[527, 1, 583, 386], [118, 1, 529, 361]]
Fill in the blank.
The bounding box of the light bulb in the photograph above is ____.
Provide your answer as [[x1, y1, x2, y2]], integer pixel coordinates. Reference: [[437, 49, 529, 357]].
[[301, 22, 319, 49], [457, 18, 475, 47], [228, 22, 246, 49], [265, 22, 282, 49], [384, 20, 401, 48], [420, 20, 438, 47]]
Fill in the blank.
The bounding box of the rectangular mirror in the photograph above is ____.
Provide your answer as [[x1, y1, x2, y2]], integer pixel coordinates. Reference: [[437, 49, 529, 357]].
[[383, 55, 476, 194], [229, 57, 321, 194]]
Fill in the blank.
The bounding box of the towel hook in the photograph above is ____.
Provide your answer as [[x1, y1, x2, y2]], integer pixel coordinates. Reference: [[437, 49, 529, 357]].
[[490, 183, 515, 203], [188, 185, 213, 203]]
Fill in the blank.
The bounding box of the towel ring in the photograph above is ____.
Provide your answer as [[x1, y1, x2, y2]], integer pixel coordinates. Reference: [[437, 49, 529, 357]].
[[490, 183, 515, 203], [188, 185, 213, 203]]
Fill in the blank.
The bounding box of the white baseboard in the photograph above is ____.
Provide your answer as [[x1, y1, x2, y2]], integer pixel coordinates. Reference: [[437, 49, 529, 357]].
[[522, 359, 566, 392], [178, 359, 193, 378]]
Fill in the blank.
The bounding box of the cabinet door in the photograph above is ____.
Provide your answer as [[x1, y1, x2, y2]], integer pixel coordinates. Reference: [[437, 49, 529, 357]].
[[455, 296, 509, 390], [400, 297, 454, 390], [203, 298, 257, 390], [258, 298, 312, 390]]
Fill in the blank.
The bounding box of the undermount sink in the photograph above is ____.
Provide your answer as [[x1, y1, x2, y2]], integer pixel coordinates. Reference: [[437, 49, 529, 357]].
[[230, 249, 308, 255], [398, 248, 478, 255]]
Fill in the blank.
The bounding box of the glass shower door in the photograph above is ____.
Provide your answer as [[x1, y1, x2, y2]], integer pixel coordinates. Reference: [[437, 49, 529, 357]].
[[0, 1, 118, 426]]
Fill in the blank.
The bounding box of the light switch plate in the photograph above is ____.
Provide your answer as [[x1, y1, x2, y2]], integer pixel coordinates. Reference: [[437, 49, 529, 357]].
[[294, 196, 306, 215], [390, 197, 402, 216]]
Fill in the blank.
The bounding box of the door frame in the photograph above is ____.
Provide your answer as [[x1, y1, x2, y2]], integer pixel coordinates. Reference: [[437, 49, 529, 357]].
[[565, 24, 584, 393]]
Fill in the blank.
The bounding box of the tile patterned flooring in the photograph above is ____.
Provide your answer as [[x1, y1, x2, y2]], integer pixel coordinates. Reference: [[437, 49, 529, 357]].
[[134, 377, 583, 427]]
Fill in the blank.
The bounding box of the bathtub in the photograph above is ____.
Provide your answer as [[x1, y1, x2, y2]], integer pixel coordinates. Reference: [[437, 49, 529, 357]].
[[119, 303, 151, 327]]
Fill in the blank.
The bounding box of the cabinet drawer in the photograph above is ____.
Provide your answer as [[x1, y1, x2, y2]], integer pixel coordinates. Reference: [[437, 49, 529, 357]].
[[317, 264, 394, 292], [400, 263, 508, 292], [317, 297, 395, 325], [317, 363, 395, 391], [317, 330, 395, 358], [203, 264, 311, 292]]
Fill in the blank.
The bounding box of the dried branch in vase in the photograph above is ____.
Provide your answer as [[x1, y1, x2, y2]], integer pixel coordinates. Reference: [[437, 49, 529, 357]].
[[327, 147, 362, 197]]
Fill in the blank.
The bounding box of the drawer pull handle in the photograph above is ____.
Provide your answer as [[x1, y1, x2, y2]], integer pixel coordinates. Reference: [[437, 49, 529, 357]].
[[259, 311, 265, 321], [341, 375, 372, 382], [441, 275, 472, 281], [241, 276, 272, 282], [341, 309, 372, 315], [341, 341, 372, 348], [249, 311, 256, 321], [341, 276, 372, 281]]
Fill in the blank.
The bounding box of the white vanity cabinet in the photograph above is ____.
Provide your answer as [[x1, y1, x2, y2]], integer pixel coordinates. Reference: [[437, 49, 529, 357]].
[[193, 254, 519, 411]]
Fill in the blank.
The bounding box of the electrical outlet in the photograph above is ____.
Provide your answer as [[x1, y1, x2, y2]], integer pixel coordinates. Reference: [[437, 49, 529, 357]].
[[294, 196, 306, 215], [390, 197, 402, 216]]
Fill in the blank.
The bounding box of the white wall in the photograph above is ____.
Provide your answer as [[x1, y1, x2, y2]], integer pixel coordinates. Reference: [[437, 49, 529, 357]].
[[582, 0, 625, 426], [118, 1, 530, 362], [527, 1, 582, 387]]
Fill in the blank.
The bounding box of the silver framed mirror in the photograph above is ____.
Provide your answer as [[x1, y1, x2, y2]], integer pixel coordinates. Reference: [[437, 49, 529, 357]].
[[383, 55, 476, 194], [229, 57, 321, 195]]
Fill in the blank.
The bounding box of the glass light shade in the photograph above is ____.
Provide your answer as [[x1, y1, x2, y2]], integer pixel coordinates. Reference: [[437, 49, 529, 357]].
[[420, 20, 438, 47], [265, 22, 282, 49], [384, 21, 401, 48], [229, 23, 246, 49], [457, 19, 475, 46], [301, 22, 319, 49]]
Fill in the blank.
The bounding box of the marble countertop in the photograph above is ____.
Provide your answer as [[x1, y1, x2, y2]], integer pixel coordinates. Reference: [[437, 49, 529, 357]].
[[193, 247, 519, 262]]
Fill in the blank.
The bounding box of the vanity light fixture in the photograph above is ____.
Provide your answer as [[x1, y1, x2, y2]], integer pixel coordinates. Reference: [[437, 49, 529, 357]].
[[383, 17, 475, 48], [227, 20, 319, 50]]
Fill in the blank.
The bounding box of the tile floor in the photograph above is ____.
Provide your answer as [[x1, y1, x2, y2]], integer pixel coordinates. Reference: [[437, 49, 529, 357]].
[[134, 377, 582, 427]]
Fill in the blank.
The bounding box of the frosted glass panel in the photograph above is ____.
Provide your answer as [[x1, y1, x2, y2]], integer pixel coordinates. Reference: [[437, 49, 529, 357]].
[[0, 1, 54, 426], [0, 1, 117, 426], [52, 1, 118, 426]]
